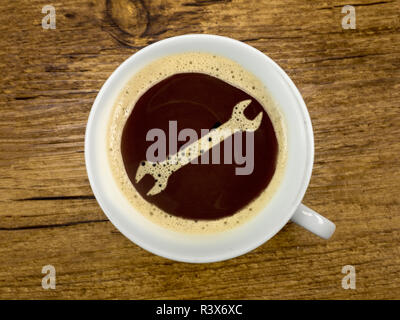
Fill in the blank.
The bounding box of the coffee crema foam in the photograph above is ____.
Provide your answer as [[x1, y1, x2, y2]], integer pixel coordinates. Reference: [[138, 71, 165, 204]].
[[108, 52, 287, 233]]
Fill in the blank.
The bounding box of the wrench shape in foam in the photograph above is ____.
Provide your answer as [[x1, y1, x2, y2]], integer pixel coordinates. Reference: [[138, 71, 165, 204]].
[[135, 99, 263, 196]]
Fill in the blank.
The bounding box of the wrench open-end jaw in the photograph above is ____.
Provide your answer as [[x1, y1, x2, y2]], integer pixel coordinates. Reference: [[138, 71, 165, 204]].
[[230, 99, 263, 132], [135, 99, 263, 196], [135, 160, 172, 196]]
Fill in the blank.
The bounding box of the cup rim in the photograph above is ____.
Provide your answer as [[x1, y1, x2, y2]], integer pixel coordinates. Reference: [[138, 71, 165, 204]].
[[85, 34, 314, 263]]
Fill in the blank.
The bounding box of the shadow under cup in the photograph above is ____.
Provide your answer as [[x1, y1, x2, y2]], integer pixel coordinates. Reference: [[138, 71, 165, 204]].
[[85, 34, 314, 263]]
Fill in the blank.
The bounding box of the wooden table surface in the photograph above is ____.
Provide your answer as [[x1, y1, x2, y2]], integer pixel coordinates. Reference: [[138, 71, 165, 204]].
[[0, 0, 399, 300]]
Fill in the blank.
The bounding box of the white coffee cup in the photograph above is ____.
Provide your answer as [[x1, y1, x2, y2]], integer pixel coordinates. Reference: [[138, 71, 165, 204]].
[[85, 34, 335, 263]]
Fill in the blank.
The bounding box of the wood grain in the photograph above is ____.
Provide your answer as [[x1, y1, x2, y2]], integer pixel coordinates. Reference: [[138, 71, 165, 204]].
[[0, 0, 399, 299]]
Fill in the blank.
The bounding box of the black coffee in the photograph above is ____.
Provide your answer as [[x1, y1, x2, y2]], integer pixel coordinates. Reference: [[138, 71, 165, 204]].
[[121, 72, 278, 220]]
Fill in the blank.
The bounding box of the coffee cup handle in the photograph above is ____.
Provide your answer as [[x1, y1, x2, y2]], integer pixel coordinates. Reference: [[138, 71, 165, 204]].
[[290, 204, 336, 239]]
